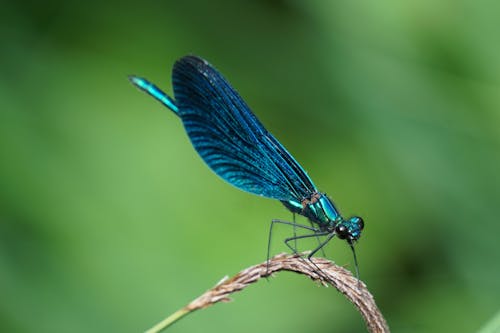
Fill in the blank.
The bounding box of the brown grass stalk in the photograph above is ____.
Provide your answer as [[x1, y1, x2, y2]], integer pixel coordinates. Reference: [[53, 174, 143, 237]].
[[145, 252, 389, 333]]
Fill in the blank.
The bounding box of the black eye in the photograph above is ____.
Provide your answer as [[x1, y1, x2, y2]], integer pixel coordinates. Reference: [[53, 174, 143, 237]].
[[335, 224, 348, 239], [357, 217, 364, 230]]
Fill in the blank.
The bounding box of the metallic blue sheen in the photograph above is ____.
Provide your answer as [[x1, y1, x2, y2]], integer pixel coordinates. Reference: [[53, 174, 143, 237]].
[[129, 75, 179, 113], [129, 55, 364, 244]]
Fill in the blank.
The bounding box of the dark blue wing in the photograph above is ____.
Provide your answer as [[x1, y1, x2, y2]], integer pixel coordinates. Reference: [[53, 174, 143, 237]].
[[172, 56, 317, 202]]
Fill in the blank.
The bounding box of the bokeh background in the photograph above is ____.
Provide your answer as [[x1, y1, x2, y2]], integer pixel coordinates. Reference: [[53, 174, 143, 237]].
[[1, 1, 499, 332]]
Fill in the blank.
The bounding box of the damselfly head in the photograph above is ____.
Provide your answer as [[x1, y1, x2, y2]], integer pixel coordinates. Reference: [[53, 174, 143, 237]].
[[335, 216, 364, 242]]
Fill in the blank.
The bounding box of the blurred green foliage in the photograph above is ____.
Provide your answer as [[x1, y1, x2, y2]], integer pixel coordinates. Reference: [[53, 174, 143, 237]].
[[1, 1, 499, 332]]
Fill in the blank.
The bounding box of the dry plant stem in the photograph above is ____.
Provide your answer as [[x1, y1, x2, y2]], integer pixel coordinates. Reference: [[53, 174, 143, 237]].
[[145, 252, 389, 333]]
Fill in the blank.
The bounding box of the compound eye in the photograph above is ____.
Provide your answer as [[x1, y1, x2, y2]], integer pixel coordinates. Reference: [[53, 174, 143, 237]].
[[357, 217, 364, 230], [335, 224, 348, 239]]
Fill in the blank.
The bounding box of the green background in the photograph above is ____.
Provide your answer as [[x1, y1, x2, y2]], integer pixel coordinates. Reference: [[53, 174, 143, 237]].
[[1, 1, 499, 332]]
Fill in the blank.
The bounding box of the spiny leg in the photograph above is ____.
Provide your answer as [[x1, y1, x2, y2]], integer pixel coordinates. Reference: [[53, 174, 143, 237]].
[[293, 213, 297, 253], [309, 220, 327, 257], [349, 242, 361, 287], [283, 231, 334, 282], [283, 232, 330, 256], [307, 232, 336, 259], [284, 232, 352, 287], [267, 219, 321, 275]]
